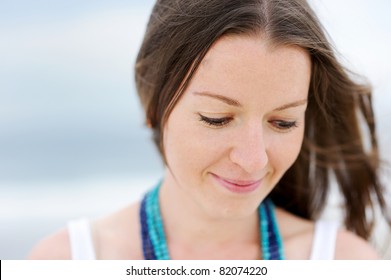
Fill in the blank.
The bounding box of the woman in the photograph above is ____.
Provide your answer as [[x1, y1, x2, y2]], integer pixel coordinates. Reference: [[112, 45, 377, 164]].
[[29, 0, 389, 259]]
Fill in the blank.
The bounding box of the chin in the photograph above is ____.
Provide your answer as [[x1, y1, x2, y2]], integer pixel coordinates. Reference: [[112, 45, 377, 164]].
[[201, 196, 264, 220]]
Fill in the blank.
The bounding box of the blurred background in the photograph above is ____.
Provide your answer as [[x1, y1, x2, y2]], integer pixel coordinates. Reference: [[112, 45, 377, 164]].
[[0, 0, 390, 259]]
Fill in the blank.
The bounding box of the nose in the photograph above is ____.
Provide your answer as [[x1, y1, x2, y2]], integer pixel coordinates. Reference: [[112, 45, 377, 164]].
[[229, 123, 269, 174]]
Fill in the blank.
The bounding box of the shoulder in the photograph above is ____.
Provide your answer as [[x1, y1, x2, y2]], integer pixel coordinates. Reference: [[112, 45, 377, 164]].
[[28, 201, 143, 260], [275, 207, 315, 259], [27, 228, 71, 260], [335, 229, 379, 259], [92, 201, 143, 259], [275, 207, 380, 259]]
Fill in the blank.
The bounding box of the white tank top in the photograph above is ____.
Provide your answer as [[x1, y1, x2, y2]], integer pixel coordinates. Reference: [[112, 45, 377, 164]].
[[67, 219, 338, 260]]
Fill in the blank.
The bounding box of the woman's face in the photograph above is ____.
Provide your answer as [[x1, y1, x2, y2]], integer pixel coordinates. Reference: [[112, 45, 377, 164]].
[[163, 35, 311, 219]]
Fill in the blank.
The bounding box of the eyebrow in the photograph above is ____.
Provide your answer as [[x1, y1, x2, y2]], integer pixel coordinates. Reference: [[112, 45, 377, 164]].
[[193, 91, 242, 107], [273, 99, 308, 111], [193, 91, 307, 111]]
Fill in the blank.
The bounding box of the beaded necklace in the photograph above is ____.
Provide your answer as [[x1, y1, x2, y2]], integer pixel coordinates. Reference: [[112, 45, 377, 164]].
[[140, 183, 285, 260]]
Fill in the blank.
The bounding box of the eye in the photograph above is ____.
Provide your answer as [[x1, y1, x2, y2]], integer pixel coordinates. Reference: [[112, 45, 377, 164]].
[[269, 120, 298, 132], [199, 114, 232, 128]]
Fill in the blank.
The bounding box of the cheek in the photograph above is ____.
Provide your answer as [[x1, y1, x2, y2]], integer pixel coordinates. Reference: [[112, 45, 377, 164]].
[[269, 130, 304, 176], [163, 113, 220, 173]]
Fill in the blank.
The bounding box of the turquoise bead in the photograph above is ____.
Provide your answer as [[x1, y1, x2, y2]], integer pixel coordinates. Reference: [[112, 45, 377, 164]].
[[141, 183, 285, 260]]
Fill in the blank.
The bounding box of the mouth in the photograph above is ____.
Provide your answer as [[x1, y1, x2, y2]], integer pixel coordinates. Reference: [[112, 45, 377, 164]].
[[211, 173, 262, 194]]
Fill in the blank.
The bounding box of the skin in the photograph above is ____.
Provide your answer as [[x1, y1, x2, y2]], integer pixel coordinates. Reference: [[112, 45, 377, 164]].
[[28, 35, 379, 260]]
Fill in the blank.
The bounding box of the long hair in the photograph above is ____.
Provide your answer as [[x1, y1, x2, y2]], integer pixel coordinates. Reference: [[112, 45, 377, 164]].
[[135, 0, 389, 239]]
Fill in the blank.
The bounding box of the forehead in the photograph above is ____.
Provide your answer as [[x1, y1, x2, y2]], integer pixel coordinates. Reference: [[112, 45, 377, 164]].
[[187, 35, 311, 104], [201, 34, 310, 76]]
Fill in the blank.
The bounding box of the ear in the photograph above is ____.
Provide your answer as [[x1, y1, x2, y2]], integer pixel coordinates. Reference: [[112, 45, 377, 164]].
[[146, 119, 152, 128]]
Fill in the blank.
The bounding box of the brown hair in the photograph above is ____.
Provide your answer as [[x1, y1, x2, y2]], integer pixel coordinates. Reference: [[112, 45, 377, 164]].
[[135, 0, 389, 239]]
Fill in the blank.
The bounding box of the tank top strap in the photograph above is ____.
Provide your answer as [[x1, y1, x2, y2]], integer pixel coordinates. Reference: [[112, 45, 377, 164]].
[[68, 218, 96, 260], [310, 220, 339, 260]]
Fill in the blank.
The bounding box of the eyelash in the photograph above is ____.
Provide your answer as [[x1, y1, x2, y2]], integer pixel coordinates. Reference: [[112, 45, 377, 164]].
[[199, 114, 298, 131], [269, 120, 298, 132], [199, 114, 232, 128]]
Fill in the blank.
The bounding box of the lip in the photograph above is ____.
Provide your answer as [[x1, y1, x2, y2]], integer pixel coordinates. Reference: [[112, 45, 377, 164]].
[[211, 173, 262, 194]]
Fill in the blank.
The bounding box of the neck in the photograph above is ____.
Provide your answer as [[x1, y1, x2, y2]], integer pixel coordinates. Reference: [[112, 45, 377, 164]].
[[159, 172, 260, 258]]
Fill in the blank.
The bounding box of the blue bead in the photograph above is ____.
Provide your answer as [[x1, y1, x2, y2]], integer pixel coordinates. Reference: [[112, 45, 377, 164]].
[[140, 184, 285, 260]]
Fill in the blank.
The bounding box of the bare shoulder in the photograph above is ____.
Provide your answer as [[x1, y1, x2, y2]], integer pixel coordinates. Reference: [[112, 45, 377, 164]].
[[27, 228, 71, 260], [335, 229, 379, 259], [276, 208, 380, 259], [275, 207, 315, 259], [92, 201, 143, 259], [28, 201, 143, 260]]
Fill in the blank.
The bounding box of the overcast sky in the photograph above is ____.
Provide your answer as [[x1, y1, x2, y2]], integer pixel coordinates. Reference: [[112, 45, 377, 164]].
[[1, 0, 390, 185]]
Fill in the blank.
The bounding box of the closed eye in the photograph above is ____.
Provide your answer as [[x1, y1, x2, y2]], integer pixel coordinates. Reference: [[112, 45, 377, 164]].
[[199, 114, 232, 128], [269, 120, 298, 132]]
